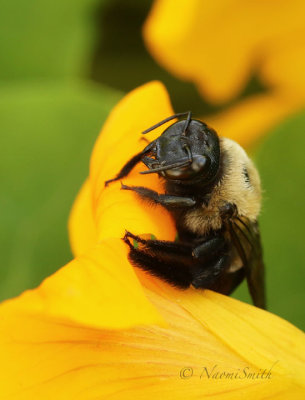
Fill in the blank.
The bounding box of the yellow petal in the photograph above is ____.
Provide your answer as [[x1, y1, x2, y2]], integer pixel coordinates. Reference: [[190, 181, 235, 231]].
[[144, 0, 305, 103], [69, 81, 177, 255], [0, 274, 304, 399], [89, 81, 177, 243], [68, 179, 97, 257], [67, 82, 181, 330], [0, 238, 164, 331]]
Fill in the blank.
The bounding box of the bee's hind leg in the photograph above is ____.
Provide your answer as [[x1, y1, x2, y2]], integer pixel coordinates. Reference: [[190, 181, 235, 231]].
[[123, 231, 237, 293], [123, 231, 194, 288]]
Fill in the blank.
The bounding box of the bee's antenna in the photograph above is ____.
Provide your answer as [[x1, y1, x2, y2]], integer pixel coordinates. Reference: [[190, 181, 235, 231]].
[[142, 111, 192, 134], [181, 111, 192, 136], [140, 159, 192, 175], [182, 143, 193, 163]]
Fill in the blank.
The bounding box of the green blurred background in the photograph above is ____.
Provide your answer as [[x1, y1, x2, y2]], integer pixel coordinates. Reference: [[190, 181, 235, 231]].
[[0, 0, 304, 330]]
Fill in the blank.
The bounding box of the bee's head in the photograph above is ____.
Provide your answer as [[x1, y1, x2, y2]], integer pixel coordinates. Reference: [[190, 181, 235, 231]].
[[141, 117, 220, 186]]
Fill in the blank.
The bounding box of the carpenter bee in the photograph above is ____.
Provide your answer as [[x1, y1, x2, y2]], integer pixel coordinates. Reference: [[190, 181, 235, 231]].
[[105, 112, 266, 309]]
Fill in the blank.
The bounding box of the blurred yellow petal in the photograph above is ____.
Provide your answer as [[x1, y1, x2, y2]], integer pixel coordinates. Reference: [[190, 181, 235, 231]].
[[261, 39, 305, 99], [204, 92, 303, 148], [144, 0, 305, 103]]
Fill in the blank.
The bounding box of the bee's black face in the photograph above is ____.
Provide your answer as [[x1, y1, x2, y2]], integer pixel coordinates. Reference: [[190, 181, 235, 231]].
[[149, 119, 220, 184]]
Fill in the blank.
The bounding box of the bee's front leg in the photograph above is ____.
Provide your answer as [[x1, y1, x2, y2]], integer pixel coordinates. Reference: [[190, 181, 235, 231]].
[[121, 183, 196, 209]]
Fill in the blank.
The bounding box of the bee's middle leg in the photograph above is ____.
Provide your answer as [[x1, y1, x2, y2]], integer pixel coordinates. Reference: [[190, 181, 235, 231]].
[[191, 235, 231, 289]]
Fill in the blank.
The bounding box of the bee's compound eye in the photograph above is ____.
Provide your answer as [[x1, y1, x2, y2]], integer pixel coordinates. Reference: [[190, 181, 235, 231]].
[[164, 156, 211, 180], [191, 155, 210, 172], [164, 168, 188, 179]]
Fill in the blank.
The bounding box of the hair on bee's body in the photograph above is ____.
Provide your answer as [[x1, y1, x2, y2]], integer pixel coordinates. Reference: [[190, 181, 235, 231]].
[[105, 112, 266, 309], [174, 138, 262, 237]]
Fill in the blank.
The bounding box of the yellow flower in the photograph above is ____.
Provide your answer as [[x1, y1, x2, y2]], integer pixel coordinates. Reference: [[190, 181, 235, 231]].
[[143, 0, 305, 147], [0, 82, 304, 399]]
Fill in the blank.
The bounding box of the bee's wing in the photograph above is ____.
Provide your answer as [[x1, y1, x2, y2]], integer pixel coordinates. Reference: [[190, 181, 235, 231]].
[[228, 217, 266, 309]]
